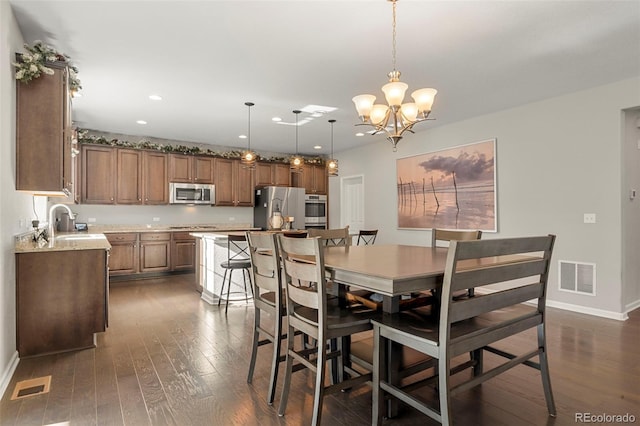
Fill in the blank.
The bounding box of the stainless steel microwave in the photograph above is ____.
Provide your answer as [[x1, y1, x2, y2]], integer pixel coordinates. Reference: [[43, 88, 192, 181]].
[[169, 182, 215, 205]]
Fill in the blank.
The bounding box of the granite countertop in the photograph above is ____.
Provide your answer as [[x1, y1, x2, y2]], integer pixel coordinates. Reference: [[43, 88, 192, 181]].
[[15, 233, 111, 253]]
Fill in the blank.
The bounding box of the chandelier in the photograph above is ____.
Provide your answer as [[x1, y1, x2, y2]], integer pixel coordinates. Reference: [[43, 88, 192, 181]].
[[290, 110, 304, 172], [352, 0, 437, 151], [240, 102, 257, 168], [326, 119, 338, 176]]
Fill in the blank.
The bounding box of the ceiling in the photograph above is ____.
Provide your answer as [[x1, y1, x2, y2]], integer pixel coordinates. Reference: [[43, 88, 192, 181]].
[[9, 0, 640, 157]]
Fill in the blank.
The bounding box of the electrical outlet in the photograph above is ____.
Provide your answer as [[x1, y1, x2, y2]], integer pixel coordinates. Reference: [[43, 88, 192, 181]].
[[88, 217, 96, 223], [18, 219, 25, 228], [229, 217, 236, 221], [152, 217, 160, 222], [583, 213, 596, 224]]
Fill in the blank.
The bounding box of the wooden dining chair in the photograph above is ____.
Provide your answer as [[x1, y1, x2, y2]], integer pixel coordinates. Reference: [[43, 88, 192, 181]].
[[277, 234, 375, 426], [218, 234, 253, 314], [357, 229, 378, 245], [307, 226, 350, 246], [245, 231, 286, 405], [371, 235, 557, 425]]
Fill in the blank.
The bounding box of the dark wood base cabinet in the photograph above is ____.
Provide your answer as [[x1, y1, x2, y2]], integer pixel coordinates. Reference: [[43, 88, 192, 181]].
[[16, 249, 109, 358]]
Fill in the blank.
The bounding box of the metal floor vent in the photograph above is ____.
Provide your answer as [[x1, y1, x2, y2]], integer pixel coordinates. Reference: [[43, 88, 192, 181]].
[[559, 260, 596, 295], [10, 375, 51, 400]]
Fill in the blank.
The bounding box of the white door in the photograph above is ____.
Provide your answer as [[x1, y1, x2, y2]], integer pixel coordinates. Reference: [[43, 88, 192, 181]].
[[340, 175, 364, 233]]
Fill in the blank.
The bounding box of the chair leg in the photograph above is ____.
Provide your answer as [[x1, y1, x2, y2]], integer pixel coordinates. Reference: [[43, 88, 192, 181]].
[[247, 308, 260, 384], [311, 338, 327, 426], [218, 269, 229, 307], [278, 324, 296, 417], [438, 353, 452, 426], [372, 326, 385, 426], [538, 324, 557, 416], [472, 348, 483, 377], [468, 288, 475, 297], [225, 270, 233, 315], [267, 310, 283, 405]]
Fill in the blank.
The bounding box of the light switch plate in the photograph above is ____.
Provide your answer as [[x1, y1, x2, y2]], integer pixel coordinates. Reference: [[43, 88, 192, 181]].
[[584, 213, 596, 224]]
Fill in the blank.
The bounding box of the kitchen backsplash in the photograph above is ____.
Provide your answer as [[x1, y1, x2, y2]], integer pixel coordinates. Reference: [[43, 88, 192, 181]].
[[67, 204, 253, 227]]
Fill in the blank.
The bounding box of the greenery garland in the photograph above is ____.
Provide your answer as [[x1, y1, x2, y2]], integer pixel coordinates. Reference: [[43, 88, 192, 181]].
[[77, 130, 327, 165], [13, 41, 82, 91]]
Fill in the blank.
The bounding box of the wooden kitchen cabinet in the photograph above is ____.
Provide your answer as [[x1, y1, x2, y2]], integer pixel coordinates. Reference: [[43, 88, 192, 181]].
[[143, 152, 169, 204], [16, 60, 74, 196], [16, 249, 108, 357], [82, 144, 116, 204], [139, 232, 171, 272], [293, 164, 328, 194], [116, 149, 143, 204], [171, 232, 196, 271], [214, 158, 254, 207], [256, 162, 291, 187], [106, 233, 139, 275], [169, 154, 214, 184]]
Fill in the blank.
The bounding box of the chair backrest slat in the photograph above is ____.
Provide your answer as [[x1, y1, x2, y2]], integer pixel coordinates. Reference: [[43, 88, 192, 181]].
[[449, 283, 544, 323], [432, 228, 482, 247], [451, 258, 549, 292], [308, 226, 351, 246], [228, 233, 249, 261]]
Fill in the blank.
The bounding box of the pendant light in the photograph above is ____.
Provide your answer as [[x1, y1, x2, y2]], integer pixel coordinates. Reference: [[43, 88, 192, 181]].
[[327, 119, 338, 176], [240, 101, 257, 168], [290, 110, 304, 172]]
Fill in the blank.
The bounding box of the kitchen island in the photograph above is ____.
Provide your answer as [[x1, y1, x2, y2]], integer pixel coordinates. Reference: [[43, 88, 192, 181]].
[[190, 231, 258, 305], [14, 233, 111, 357]]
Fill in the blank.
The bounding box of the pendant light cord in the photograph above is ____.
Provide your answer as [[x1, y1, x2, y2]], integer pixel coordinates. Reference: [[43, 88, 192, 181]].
[[391, 0, 397, 72]]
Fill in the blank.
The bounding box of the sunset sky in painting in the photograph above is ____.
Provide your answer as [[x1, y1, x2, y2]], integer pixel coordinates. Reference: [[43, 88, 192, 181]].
[[397, 139, 495, 188]]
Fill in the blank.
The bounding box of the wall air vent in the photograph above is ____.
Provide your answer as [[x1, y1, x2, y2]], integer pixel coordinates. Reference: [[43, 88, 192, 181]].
[[559, 260, 596, 295]]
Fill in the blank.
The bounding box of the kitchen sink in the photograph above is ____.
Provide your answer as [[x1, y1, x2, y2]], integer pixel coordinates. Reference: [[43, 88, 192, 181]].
[[55, 234, 105, 241]]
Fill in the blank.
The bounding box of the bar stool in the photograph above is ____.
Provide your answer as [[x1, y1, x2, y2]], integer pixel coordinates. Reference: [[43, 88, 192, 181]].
[[357, 229, 378, 245], [218, 234, 253, 314]]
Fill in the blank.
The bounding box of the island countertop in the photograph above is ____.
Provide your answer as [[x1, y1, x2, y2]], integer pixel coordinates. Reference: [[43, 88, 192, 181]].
[[14, 233, 111, 253]]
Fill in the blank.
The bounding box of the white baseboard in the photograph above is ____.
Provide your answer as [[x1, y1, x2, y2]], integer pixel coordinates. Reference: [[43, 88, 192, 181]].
[[201, 289, 215, 305], [545, 299, 628, 321], [474, 288, 628, 321], [625, 298, 640, 314], [0, 351, 19, 397]]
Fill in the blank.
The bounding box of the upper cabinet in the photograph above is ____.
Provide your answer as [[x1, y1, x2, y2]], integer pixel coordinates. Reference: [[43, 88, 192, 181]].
[[169, 154, 214, 184], [82, 145, 116, 204], [214, 158, 254, 207], [16, 61, 74, 196], [82, 145, 168, 205], [292, 164, 327, 195], [255, 162, 291, 187]]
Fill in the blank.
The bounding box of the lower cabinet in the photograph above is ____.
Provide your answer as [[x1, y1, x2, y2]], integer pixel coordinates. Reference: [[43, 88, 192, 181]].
[[140, 232, 171, 272], [16, 249, 109, 357], [106, 231, 195, 278], [171, 232, 197, 271]]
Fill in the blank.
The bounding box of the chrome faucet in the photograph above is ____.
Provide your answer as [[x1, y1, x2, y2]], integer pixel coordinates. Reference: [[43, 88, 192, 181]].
[[48, 204, 75, 240]]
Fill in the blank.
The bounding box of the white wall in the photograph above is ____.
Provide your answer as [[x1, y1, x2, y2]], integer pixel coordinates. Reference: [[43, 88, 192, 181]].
[[330, 77, 640, 318], [0, 2, 48, 395]]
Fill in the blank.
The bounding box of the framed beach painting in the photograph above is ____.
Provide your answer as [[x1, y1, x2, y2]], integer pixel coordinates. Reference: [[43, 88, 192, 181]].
[[397, 139, 497, 232]]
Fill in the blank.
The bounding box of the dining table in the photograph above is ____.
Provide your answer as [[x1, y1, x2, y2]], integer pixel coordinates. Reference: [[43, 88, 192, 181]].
[[323, 244, 446, 313]]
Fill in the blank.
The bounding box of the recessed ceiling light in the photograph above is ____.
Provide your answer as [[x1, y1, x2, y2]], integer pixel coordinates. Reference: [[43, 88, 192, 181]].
[[314, 145, 322, 150], [272, 117, 282, 122], [149, 95, 162, 101], [136, 120, 147, 125], [239, 134, 247, 139], [356, 132, 365, 137]]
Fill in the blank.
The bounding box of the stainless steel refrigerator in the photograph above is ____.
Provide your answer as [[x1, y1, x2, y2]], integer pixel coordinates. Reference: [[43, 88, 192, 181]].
[[253, 186, 306, 230]]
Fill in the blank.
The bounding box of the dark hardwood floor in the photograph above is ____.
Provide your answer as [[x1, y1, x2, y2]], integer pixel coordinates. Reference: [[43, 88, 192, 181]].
[[1, 274, 638, 425]]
